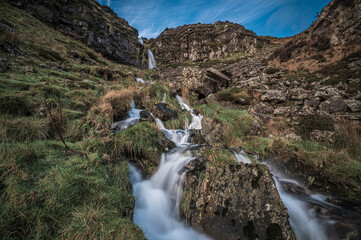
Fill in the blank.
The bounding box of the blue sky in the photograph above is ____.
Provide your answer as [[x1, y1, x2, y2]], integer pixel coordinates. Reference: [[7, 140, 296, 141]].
[[97, 0, 331, 39]]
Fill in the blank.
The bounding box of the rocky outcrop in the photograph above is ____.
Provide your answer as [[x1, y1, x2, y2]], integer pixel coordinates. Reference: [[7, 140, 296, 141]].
[[271, 0, 361, 66], [149, 21, 270, 64], [182, 162, 295, 240], [6, 0, 143, 66], [181, 66, 230, 97]]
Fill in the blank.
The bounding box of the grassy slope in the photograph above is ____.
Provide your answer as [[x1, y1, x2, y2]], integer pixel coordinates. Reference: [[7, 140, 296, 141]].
[[0, 2, 145, 239]]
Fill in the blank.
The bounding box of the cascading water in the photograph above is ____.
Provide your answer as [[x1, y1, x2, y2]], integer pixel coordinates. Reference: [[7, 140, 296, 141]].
[[148, 49, 157, 69], [265, 163, 333, 240], [231, 151, 357, 240], [111, 100, 142, 131], [231, 148, 252, 164], [136, 77, 145, 83], [138, 37, 144, 45], [130, 96, 209, 240]]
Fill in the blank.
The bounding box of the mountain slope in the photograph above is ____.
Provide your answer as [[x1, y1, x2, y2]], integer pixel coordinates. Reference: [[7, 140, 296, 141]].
[[5, 0, 143, 66], [271, 0, 361, 70], [0, 1, 146, 239], [148, 21, 270, 65]]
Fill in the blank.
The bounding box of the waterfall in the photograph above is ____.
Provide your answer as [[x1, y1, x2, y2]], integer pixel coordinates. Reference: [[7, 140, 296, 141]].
[[130, 96, 210, 240], [231, 150, 337, 240], [138, 37, 144, 45], [148, 49, 157, 69], [111, 100, 142, 131], [231, 148, 252, 163], [265, 164, 331, 240], [136, 77, 145, 83]]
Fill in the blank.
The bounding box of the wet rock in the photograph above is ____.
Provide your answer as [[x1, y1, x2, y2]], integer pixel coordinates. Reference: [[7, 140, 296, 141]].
[[310, 130, 335, 144], [344, 99, 361, 112], [189, 130, 207, 145], [319, 97, 348, 113], [152, 103, 178, 121], [139, 110, 153, 121], [260, 90, 286, 102], [251, 102, 274, 114], [181, 164, 295, 240], [201, 117, 222, 146]]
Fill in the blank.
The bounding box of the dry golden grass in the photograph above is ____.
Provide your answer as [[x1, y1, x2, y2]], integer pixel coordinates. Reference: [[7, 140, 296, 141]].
[[266, 117, 290, 137]]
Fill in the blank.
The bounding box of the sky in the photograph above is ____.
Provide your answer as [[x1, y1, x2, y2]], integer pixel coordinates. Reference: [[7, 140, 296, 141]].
[[97, 0, 331, 39]]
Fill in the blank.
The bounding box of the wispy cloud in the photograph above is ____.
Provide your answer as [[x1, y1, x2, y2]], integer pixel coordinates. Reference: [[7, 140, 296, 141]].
[[96, 0, 331, 38]]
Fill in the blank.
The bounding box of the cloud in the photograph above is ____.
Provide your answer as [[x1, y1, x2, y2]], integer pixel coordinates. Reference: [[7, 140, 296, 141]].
[[96, 0, 331, 38]]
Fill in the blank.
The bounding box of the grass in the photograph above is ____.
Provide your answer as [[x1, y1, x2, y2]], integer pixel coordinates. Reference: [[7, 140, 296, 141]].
[[0, 141, 144, 239], [268, 118, 361, 201], [217, 87, 253, 104], [0, 2, 145, 239], [297, 116, 334, 139], [196, 103, 254, 146]]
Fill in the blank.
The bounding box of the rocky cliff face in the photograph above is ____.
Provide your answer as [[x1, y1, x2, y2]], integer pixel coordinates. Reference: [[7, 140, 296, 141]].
[[149, 21, 270, 65], [182, 162, 295, 240], [6, 0, 143, 67], [271, 0, 361, 69]]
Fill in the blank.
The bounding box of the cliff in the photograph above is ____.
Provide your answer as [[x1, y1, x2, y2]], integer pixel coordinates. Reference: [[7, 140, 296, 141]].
[[5, 0, 143, 66], [148, 21, 270, 65]]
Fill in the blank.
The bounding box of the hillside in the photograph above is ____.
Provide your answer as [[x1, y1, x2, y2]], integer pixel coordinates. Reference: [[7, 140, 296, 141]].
[[1, 0, 361, 239], [0, 1, 146, 239], [5, 0, 143, 66]]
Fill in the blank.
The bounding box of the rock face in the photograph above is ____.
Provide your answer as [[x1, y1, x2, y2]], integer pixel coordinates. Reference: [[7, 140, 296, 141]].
[[182, 163, 295, 240], [272, 0, 361, 65], [182, 66, 230, 97], [6, 0, 143, 66], [149, 21, 270, 64]]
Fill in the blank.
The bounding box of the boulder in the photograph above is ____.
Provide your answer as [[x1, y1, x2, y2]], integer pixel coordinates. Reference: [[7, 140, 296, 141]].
[[319, 97, 348, 113], [182, 67, 230, 96], [310, 130, 335, 144], [151, 103, 178, 121], [344, 99, 361, 112], [260, 90, 286, 102], [182, 163, 295, 240], [201, 117, 223, 146], [251, 102, 274, 114]]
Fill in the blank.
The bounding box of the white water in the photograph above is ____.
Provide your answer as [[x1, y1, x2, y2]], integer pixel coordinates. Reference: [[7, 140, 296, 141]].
[[264, 162, 333, 240], [138, 37, 144, 44], [130, 96, 209, 240], [111, 100, 142, 131], [148, 49, 157, 69], [176, 95, 203, 130], [136, 77, 145, 83], [232, 148, 252, 164]]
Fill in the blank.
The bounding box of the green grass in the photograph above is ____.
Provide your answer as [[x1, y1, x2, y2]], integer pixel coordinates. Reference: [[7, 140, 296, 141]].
[[0, 2, 145, 239], [0, 141, 145, 239], [196, 103, 254, 146]]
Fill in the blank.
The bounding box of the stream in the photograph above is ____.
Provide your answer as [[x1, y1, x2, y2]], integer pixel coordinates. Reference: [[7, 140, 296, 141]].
[[118, 97, 359, 240]]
